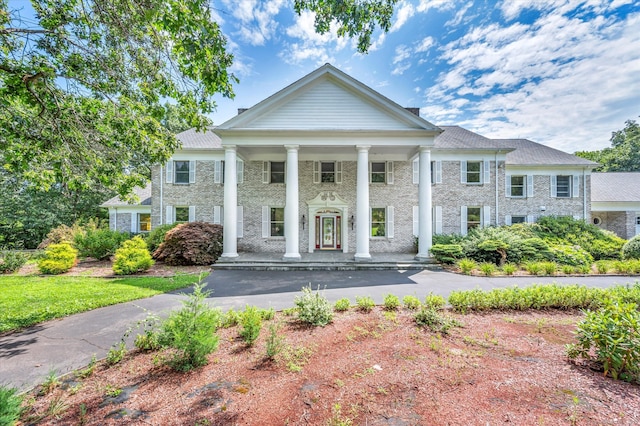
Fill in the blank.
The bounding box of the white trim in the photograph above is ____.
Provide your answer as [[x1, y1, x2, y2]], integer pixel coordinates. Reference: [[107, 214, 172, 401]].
[[460, 206, 468, 235], [130, 213, 138, 233], [387, 206, 394, 239], [214, 160, 223, 184], [412, 205, 419, 237], [188, 206, 195, 222], [434, 205, 442, 234], [412, 158, 419, 184], [262, 206, 269, 238], [336, 161, 343, 184], [165, 205, 173, 224], [550, 175, 557, 197], [483, 160, 490, 184], [572, 174, 580, 198], [213, 206, 222, 225], [505, 174, 512, 197], [483, 206, 491, 227], [527, 215, 535, 224], [313, 161, 320, 184], [237, 205, 244, 238], [505, 215, 512, 226], [237, 159, 244, 184], [262, 161, 269, 184], [434, 160, 442, 184], [460, 161, 467, 183], [527, 175, 534, 197]]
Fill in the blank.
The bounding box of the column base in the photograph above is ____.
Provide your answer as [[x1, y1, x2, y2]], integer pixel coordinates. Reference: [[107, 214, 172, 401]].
[[414, 253, 431, 261], [220, 252, 239, 259], [354, 253, 372, 262], [283, 253, 301, 261]]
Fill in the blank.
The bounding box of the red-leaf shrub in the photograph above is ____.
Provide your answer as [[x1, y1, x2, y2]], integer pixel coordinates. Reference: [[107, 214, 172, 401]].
[[153, 222, 223, 265]]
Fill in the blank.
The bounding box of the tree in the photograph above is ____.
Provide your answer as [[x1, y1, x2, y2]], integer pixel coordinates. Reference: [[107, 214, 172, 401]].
[[575, 119, 640, 172], [1, 1, 396, 198]]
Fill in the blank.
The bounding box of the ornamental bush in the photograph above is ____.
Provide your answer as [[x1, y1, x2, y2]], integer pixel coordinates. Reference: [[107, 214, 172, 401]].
[[153, 222, 223, 266], [547, 244, 593, 267], [294, 286, 333, 326], [429, 244, 463, 264], [74, 227, 129, 260], [239, 305, 262, 346], [622, 234, 640, 260], [144, 223, 177, 253], [113, 236, 154, 275], [38, 243, 78, 274], [0, 250, 29, 274]]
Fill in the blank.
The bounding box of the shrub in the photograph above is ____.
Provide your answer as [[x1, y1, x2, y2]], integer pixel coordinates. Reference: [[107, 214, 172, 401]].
[[501, 263, 517, 275], [561, 264, 576, 275], [144, 223, 178, 254], [383, 294, 400, 311], [74, 227, 129, 260], [265, 322, 284, 360], [548, 244, 593, 267], [614, 260, 633, 274], [430, 244, 463, 264], [220, 309, 242, 328], [595, 260, 612, 274], [567, 302, 640, 381], [477, 239, 509, 266], [461, 226, 548, 265], [414, 307, 461, 334], [355, 296, 375, 312], [0, 250, 29, 274], [38, 243, 77, 274], [240, 306, 262, 346], [479, 262, 496, 276], [153, 222, 223, 266], [540, 261, 557, 276], [158, 283, 221, 371], [334, 298, 351, 312], [0, 385, 23, 426], [457, 258, 476, 275], [622, 235, 640, 260], [259, 307, 275, 321], [424, 293, 446, 310], [402, 295, 421, 310], [37, 222, 83, 249], [106, 342, 127, 365], [112, 236, 154, 275], [294, 286, 333, 326]]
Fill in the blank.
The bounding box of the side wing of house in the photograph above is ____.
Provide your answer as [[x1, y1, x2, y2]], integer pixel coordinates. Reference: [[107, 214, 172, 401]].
[[591, 173, 640, 239]]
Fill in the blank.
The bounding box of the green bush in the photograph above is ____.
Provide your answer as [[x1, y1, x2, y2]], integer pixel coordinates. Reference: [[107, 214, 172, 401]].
[[259, 307, 275, 321], [561, 264, 576, 275], [548, 244, 593, 267], [240, 306, 262, 346], [220, 308, 242, 328], [265, 322, 284, 360], [424, 293, 446, 310], [501, 263, 517, 275], [294, 286, 333, 326], [0, 385, 23, 426], [144, 223, 177, 254], [539, 261, 557, 276], [523, 261, 542, 276], [153, 222, 223, 266], [430, 244, 463, 264], [457, 258, 476, 275], [38, 242, 78, 274], [355, 296, 375, 312], [622, 234, 640, 260], [158, 283, 221, 371], [37, 222, 84, 249], [0, 250, 29, 274], [113, 236, 154, 275], [414, 307, 461, 334], [402, 295, 421, 310], [334, 298, 351, 312], [479, 262, 496, 276], [595, 260, 612, 274], [461, 226, 548, 265], [567, 302, 640, 381], [74, 227, 129, 260], [383, 293, 400, 311]]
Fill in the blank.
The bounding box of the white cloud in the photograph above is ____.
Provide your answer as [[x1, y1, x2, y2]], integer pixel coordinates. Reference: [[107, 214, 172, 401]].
[[416, 0, 456, 13], [390, 1, 415, 32], [415, 36, 434, 53], [280, 10, 348, 65], [222, 0, 286, 46]]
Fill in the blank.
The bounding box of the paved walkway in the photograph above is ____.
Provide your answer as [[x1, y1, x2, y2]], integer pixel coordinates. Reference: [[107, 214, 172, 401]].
[[1, 270, 637, 391]]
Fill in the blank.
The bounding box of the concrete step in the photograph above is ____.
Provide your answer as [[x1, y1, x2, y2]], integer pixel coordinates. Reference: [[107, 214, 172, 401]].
[[213, 260, 442, 271]]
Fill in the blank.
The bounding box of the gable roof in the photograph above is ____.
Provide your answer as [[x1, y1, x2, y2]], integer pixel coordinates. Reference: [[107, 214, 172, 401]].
[[101, 184, 152, 207], [496, 138, 598, 167], [176, 127, 221, 149], [434, 126, 512, 150], [591, 172, 640, 202]]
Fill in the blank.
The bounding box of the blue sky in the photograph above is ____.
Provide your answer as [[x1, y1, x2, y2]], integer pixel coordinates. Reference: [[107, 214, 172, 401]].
[[210, 0, 640, 153]]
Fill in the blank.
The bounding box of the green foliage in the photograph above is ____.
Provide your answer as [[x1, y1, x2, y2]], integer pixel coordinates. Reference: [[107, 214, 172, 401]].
[[144, 224, 177, 254], [596, 260, 613, 274], [74, 226, 129, 260], [429, 244, 463, 264], [38, 223, 83, 249], [383, 293, 400, 311], [294, 286, 333, 327], [240, 306, 262, 346], [575, 119, 640, 172], [501, 263, 517, 275], [220, 309, 242, 328], [622, 234, 640, 260], [424, 293, 446, 310], [547, 244, 593, 267], [523, 261, 542, 275], [158, 283, 221, 371], [477, 239, 509, 266], [153, 222, 223, 266], [479, 262, 496, 276], [0, 250, 28, 274], [402, 295, 421, 310], [461, 226, 548, 265], [259, 307, 276, 321], [355, 296, 375, 312], [457, 258, 476, 275], [0, 385, 23, 425], [265, 322, 285, 360], [334, 298, 351, 312], [106, 342, 127, 365], [539, 261, 557, 276], [37, 242, 78, 274], [113, 236, 154, 275], [562, 264, 576, 275], [567, 302, 640, 381], [414, 307, 461, 334]]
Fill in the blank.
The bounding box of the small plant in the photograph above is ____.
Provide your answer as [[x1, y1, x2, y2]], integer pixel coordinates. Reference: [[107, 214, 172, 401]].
[[414, 307, 461, 334], [76, 355, 97, 379], [37, 243, 78, 274], [74, 227, 129, 260], [40, 369, 60, 395], [281, 307, 297, 316], [259, 307, 275, 321], [334, 298, 351, 312], [424, 293, 446, 310], [46, 395, 69, 418], [540, 261, 557, 276], [220, 308, 242, 328], [430, 244, 464, 264], [403, 295, 421, 310], [383, 293, 400, 311], [355, 296, 375, 312], [0, 385, 23, 424], [78, 403, 88, 425], [479, 262, 496, 276], [562, 264, 576, 275], [0, 250, 29, 274], [294, 286, 333, 326], [134, 329, 161, 352], [104, 385, 123, 398], [524, 261, 542, 276], [144, 223, 177, 253], [327, 403, 353, 426], [595, 260, 611, 274], [501, 263, 517, 275], [112, 236, 154, 275], [106, 342, 127, 365], [265, 322, 285, 360], [457, 258, 476, 275], [240, 305, 262, 346]]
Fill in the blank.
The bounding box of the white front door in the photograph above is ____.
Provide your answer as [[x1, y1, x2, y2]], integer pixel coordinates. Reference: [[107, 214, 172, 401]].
[[321, 216, 336, 249]]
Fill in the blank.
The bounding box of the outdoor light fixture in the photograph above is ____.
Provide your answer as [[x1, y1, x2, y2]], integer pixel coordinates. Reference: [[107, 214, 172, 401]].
[[540, 206, 546, 212], [301, 214, 306, 230], [349, 215, 355, 230]]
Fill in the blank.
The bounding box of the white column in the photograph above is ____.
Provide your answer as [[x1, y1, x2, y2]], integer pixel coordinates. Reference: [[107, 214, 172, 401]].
[[221, 146, 238, 258], [284, 145, 301, 260], [355, 145, 371, 261], [416, 147, 433, 259]]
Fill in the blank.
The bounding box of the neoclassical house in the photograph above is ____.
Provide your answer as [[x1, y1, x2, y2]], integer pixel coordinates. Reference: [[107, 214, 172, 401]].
[[103, 64, 599, 259]]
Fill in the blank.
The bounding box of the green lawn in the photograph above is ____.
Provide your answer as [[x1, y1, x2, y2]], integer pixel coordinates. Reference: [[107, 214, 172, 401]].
[[0, 274, 205, 333]]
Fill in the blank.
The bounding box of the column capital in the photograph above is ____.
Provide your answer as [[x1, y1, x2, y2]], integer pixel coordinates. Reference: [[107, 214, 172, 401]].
[[223, 145, 237, 152], [284, 144, 300, 151], [355, 145, 371, 152], [418, 146, 432, 153]]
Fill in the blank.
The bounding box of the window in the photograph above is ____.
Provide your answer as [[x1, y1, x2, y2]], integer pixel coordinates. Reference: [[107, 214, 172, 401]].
[[214, 159, 244, 184], [138, 213, 151, 232], [511, 216, 526, 224], [466, 161, 481, 184], [371, 208, 386, 237], [467, 207, 481, 230], [270, 207, 284, 236], [321, 162, 336, 182], [174, 161, 190, 184], [510, 176, 525, 197], [270, 162, 285, 183], [370, 162, 386, 183], [175, 207, 189, 224], [556, 175, 571, 198]]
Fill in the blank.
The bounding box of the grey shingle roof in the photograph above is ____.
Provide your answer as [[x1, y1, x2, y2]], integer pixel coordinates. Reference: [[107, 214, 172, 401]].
[[435, 126, 510, 150], [496, 138, 598, 166], [591, 173, 640, 202], [101, 184, 152, 207], [176, 127, 222, 149]]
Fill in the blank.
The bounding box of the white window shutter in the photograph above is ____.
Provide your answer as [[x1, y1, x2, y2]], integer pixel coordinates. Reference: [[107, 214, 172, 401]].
[[313, 161, 320, 184], [483, 161, 490, 184], [572, 175, 580, 198], [412, 158, 419, 184], [165, 205, 173, 224], [412, 206, 419, 237], [368, 162, 372, 184], [505, 215, 512, 226], [527, 175, 534, 198], [435, 205, 443, 234], [505, 175, 512, 197], [336, 161, 343, 184], [237, 159, 244, 184], [214, 160, 222, 184], [262, 162, 269, 184], [461, 206, 468, 235], [460, 161, 467, 183], [550, 175, 557, 197], [237, 206, 244, 238], [166, 161, 173, 183], [527, 215, 535, 224], [261, 206, 269, 238], [387, 206, 394, 238], [131, 213, 138, 233], [188, 206, 195, 222], [483, 206, 491, 227], [435, 160, 442, 184], [386, 161, 394, 185], [189, 160, 196, 183], [213, 206, 222, 225]]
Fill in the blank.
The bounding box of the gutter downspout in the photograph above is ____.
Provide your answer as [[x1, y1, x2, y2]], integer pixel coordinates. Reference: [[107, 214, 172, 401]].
[[114, 208, 118, 231], [495, 152, 499, 226], [160, 165, 164, 225], [583, 168, 587, 220]]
